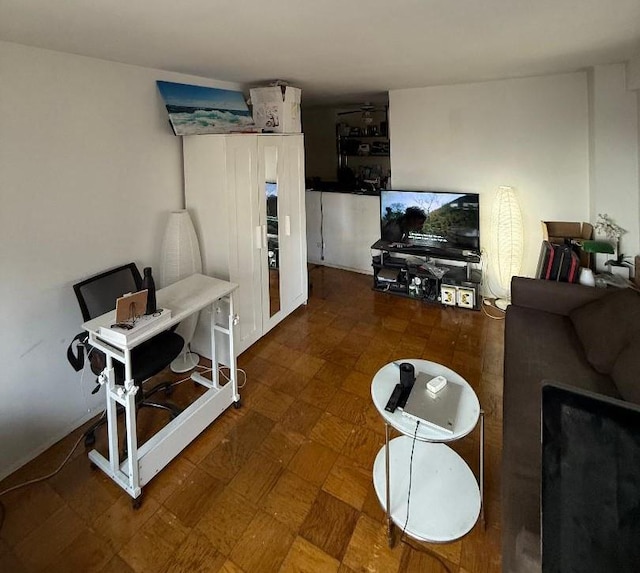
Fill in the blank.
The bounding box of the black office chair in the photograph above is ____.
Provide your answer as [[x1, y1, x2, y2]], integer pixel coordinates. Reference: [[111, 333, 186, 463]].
[[71, 263, 184, 447]]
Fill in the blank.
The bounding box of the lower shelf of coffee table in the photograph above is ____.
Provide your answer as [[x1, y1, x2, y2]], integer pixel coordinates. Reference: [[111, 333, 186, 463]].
[[373, 436, 481, 543]]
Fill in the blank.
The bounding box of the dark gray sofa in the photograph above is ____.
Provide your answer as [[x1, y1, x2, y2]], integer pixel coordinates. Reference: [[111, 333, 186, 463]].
[[502, 277, 640, 573]]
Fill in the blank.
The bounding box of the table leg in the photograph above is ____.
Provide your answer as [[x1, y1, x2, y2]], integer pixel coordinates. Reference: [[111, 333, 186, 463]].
[[385, 422, 393, 547]]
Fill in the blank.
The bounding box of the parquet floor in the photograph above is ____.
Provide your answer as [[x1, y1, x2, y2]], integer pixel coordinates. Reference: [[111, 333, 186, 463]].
[[0, 266, 504, 573]]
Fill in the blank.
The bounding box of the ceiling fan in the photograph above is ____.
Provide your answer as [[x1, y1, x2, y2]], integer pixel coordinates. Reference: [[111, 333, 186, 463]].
[[337, 103, 387, 124]]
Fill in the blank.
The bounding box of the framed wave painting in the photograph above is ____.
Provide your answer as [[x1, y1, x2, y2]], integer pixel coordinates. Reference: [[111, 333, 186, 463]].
[[157, 81, 256, 135]]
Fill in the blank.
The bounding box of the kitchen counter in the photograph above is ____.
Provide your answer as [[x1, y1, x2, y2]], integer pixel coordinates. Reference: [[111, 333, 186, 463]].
[[306, 190, 380, 273]]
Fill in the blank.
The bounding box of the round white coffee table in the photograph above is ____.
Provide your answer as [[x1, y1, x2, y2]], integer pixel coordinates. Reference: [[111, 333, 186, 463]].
[[371, 359, 484, 545]]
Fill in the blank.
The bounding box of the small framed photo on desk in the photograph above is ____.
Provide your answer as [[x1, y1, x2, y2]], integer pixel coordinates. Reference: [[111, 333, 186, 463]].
[[115, 290, 148, 324]]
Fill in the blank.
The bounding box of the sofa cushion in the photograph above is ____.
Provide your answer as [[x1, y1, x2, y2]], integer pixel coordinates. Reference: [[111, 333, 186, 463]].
[[612, 336, 640, 405], [569, 288, 640, 374]]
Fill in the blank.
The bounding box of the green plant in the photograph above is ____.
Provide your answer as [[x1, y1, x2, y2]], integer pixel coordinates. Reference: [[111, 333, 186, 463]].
[[595, 213, 626, 261]]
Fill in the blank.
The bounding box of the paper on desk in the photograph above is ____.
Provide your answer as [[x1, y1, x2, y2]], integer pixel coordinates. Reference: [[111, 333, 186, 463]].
[[98, 308, 172, 344]]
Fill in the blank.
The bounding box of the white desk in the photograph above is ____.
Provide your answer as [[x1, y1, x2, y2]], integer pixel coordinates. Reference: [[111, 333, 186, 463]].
[[82, 273, 238, 503], [371, 359, 484, 545]]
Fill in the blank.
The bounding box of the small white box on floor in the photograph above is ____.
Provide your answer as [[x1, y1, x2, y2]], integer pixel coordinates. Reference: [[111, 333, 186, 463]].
[[457, 287, 475, 309], [441, 285, 457, 306], [250, 85, 301, 133]]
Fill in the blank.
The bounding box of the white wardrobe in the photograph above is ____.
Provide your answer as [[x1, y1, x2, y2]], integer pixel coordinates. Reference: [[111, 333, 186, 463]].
[[184, 134, 308, 357]]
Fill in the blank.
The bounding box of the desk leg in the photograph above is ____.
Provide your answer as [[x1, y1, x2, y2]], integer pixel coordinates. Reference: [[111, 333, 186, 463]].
[[105, 356, 119, 474], [385, 422, 393, 547], [228, 293, 239, 404], [123, 349, 140, 496], [480, 408, 485, 530], [209, 301, 219, 389]]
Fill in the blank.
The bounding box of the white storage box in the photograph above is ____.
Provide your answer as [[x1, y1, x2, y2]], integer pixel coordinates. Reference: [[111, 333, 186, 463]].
[[250, 86, 301, 133]]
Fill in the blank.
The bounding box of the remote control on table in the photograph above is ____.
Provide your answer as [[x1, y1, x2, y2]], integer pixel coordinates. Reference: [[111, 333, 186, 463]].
[[385, 384, 404, 412]]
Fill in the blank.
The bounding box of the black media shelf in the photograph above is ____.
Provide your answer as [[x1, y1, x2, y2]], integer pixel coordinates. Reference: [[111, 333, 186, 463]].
[[371, 241, 482, 310]]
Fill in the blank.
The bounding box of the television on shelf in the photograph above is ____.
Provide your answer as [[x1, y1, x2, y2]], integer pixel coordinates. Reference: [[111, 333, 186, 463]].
[[380, 190, 480, 254]]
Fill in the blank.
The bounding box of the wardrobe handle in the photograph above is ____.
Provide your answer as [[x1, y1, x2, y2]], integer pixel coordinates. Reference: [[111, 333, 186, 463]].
[[285, 215, 291, 237], [255, 225, 262, 249]]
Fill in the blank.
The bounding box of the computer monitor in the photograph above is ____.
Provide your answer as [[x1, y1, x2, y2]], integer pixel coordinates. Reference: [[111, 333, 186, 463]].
[[542, 383, 640, 573]]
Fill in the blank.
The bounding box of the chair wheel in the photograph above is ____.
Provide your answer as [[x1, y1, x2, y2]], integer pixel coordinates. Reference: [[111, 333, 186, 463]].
[[233, 399, 242, 409], [84, 432, 96, 448], [131, 495, 143, 510]]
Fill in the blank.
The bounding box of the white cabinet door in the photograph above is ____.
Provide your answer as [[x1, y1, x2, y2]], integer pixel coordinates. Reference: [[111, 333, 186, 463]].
[[225, 135, 263, 353], [184, 135, 263, 357], [257, 136, 284, 334], [258, 135, 308, 334], [280, 134, 308, 314]]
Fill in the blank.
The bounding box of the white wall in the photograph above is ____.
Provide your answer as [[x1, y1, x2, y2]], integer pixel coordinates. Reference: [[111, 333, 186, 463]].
[[589, 64, 639, 269], [628, 52, 640, 91], [389, 73, 590, 292], [0, 41, 242, 479]]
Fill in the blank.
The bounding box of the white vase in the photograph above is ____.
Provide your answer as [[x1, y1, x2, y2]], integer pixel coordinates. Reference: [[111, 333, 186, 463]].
[[160, 210, 203, 372], [579, 267, 595, 287]]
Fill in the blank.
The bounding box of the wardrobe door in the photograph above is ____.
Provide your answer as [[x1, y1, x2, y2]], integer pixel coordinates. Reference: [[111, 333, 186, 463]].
[[279, 134, 308, 315], [257, 136, 286, 333], [184, 135, 230, 361], [225, 135, 263, 354]]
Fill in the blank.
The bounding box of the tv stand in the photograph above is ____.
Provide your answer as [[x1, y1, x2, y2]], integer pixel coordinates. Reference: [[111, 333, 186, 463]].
[[371, 240, 482, 310]]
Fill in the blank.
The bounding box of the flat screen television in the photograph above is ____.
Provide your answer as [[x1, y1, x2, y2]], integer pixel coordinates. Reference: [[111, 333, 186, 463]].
[[542, 383, 640, 573], [380, 190, 480, 254]]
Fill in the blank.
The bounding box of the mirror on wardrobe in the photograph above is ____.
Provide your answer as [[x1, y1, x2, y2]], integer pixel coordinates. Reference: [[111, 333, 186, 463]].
[[264, 145, 281, 317]]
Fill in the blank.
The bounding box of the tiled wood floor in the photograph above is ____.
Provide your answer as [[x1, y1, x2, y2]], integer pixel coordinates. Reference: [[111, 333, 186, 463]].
[[0, 266, 504, 573]]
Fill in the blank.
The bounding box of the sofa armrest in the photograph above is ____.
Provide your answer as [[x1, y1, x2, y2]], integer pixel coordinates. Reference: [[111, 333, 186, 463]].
[[510, 276, 608, 316]]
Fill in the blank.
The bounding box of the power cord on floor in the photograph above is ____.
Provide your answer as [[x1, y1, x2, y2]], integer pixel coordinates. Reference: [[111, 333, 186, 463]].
[[481, 299, 506, 320], [0, 363, 248, 535], [399, 420, 454, 573], [0, 431, 86, 535], [218, 365, 248, 389], [400, 420, 420, 537], [168, 364, 247, 390]]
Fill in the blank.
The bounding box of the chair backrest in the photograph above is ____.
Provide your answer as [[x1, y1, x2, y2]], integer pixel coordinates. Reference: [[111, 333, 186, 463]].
[[73, 263, 142, 321]]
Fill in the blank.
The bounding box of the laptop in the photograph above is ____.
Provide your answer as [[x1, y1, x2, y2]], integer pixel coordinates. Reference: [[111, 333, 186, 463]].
[[400, 373, 462, 433]]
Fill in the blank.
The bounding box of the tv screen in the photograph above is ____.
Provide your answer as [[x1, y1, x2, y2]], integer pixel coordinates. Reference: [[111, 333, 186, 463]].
[[542, 383, 640, 573], [380, 190, 480, 253]]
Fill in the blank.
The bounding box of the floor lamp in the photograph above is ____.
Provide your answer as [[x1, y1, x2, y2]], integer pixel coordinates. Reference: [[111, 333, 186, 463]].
[[491, 186, 524, 310], [160, 209, 203, 373]]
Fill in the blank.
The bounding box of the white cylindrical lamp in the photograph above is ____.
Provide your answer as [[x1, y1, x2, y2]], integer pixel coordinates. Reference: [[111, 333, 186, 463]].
[[491, 186, 524, 310], [160, 209, 203, 373]]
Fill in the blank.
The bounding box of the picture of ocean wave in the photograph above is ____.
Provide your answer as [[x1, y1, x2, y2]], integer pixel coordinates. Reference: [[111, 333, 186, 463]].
[[169, 107, 255, 135], [157, 81, 256, 136]]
